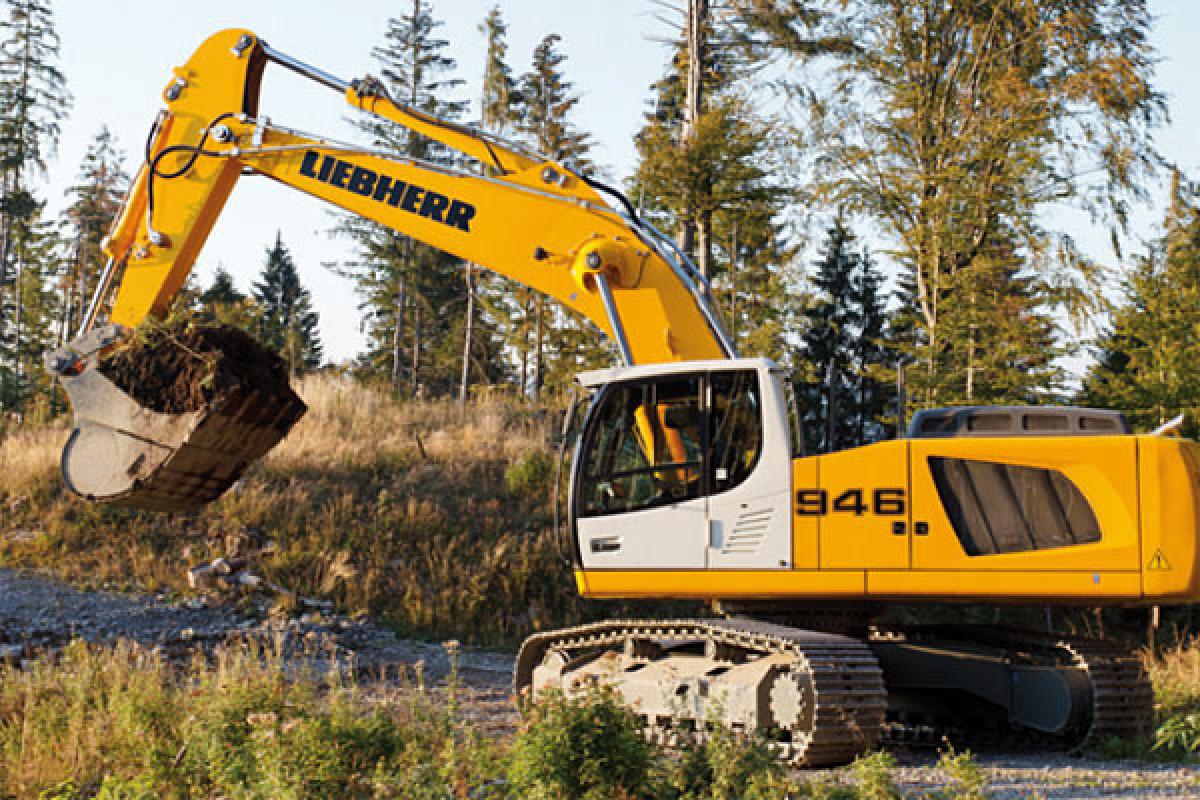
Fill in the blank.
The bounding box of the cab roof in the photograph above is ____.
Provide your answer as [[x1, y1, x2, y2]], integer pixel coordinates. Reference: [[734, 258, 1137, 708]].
[[575, 357, 778, 389]]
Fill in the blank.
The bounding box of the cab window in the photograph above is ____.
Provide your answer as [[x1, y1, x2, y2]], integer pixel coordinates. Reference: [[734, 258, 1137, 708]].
[[709, 371, 763, 493], [575, 370, 763, 518]]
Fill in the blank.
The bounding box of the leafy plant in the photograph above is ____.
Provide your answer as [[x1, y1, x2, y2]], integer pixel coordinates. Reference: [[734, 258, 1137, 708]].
[[508, 686, 655, 800], [504, 449, 554, 496], [850, 751, 902, 800], [1154, 711, 1200, 758], [935, 749, 989, 800], [661, 725, 796, 799]]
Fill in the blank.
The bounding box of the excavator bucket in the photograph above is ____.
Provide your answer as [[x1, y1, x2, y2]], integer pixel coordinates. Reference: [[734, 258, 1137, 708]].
[[47, 325, 306, 513]]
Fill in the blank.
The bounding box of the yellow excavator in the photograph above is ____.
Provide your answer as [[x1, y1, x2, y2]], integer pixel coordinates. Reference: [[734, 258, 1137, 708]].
[[48, 29, 1200, 765]]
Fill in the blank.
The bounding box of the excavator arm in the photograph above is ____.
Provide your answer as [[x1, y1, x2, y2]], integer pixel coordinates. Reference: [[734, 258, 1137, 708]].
[[91, 28, 732, 365], [50, 29, 735, 511]]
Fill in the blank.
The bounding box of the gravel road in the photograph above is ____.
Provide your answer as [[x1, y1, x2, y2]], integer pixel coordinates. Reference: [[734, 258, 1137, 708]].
[[0, 566, 1194, 797]]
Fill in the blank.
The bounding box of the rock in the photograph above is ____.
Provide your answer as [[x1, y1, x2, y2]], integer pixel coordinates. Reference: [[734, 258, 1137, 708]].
[[188, 563, 217, 591], [236, 572, 263, 589]]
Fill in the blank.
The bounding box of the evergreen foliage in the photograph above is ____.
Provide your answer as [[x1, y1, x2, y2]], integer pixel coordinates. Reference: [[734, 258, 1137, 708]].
[[0, 0, 69, 411], [197, 265, 258, 332], [785, 0, 1164, 407], [1081, 171, 1200, 439], [800, 220, 896, 453], [61, 126, 127, 338], [1, 206, 60, 413], [507, 32, 610, 399], [630, 4, 794, 362], [253, 233, 322, 378], [335, 0, 507, 396]]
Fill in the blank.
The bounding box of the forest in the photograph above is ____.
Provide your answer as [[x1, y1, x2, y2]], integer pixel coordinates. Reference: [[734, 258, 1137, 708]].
[[0, 0, 1193, 448]]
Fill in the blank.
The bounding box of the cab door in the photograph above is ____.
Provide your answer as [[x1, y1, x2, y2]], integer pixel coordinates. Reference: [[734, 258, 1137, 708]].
[[705, 369, 794, 570], [574, 376, 708, 569]]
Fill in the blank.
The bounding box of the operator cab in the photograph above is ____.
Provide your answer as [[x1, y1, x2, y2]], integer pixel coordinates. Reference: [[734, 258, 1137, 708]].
[[569, 358, 795, 571]]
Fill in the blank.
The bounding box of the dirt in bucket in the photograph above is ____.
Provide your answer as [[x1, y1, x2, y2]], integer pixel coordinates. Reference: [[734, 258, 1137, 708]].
[[97, 320, 301, 415]]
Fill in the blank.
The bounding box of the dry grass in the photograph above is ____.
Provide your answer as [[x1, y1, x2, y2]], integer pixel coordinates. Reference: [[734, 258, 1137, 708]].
[[0, 636, 503, 799], [0, 375, 619, 644], [0, 420, 63, 494], [1146, 636, 1200, 714], [275, 375, 544, 470]]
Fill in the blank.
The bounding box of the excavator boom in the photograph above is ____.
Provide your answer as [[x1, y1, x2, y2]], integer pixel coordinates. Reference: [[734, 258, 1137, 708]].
[[51, 28, 732, 511]]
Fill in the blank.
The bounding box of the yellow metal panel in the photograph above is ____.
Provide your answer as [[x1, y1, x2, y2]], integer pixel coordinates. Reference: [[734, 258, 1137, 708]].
[[101, 30, 728, 366], [108, 29, 262, 327], [576, 570, 865, 600], [867, 570, 1141, 602], [1138, 436, 1200, 602], [791, 456, 818, 569], [815, 440, 910, 569], [907, 437, 1141, 572]]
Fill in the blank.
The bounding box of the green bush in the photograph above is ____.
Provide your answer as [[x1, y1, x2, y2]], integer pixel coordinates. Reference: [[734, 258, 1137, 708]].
[[850, 751, 902, 800], [508, 686, 655, 799], [505, 449, 555, 496], [661, 725, 796, 799], [1154, 710, 1200, 759], [934, 750, 989, 800]]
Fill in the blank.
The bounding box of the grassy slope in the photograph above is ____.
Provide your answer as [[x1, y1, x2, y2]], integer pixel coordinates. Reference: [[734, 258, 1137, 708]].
[[0, 376, 631, 646]]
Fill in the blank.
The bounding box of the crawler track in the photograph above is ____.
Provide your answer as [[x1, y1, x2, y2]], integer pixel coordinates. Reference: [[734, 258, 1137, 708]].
[[876, 625, 1154, 750], [515, 618, 886, 766]]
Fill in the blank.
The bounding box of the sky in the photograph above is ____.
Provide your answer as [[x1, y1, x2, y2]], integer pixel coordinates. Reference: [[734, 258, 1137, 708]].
[[40, 1, 1200, 366]]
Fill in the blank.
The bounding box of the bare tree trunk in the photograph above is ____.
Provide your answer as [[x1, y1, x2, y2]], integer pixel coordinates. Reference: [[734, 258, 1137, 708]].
[[728, 220, 738, 341], [519, 290, 531, 395], [458, 264, 476, 405], [676, 0, 709, 264], [12, 249, 23, 412], [410, 297, 422, 397], [532, 295, 544, 401], [390, 276, 406, 390]]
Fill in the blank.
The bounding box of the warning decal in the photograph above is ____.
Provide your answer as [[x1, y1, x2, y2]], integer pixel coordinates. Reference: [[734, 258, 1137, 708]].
[[1147, 549, 1171, 571]]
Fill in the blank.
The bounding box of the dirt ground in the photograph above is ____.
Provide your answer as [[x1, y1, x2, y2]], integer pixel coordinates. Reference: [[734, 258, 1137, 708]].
[[0, 567, 1194, 798]]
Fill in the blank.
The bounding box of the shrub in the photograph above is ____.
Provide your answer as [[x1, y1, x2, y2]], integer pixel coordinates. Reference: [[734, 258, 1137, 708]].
[[1154, 711, 1200, 759], [935, 750, 989, 800], [508, 686, 655, 799], [850, 751, 902, 800], [505, 449, 555, 496], [661, 725, 796, 799]]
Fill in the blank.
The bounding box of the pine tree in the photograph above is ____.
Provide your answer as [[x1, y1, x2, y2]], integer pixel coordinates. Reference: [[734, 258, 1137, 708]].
[[253, 233, 322, 378], [1080, 171, 1200, 439], [848, 248, 894, 443], [780, 0, 1163, 407], [630, 7, 792, 361], [800, 220, 896, 453], [459, 6, 518, 404], [198, 265, 259, 332], [0, 0, 70, 407], [62, 126, 128, 339], [0, 204, 61, 412], [800, 221, 858, 453], [336, 0, 473, 395], [512, 33, 604, 399]]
